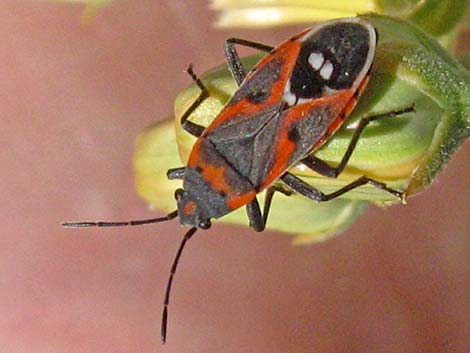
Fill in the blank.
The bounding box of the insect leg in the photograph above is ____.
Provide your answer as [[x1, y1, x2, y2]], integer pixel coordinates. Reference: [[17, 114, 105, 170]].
[[167, 167, 186, 180], [246, 186, 293, 231], [246, 198, 265, 232], [180, 65, 210, 137], [300, 155, 338, 178], [262, 185, 293, 226], [301, 105, 415, 178], [224, 38, 274, 86], [281, 172, 404, 203]]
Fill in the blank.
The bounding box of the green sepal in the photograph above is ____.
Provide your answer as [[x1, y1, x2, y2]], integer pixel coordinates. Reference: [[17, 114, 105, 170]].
[[377, 0, 469, 40]]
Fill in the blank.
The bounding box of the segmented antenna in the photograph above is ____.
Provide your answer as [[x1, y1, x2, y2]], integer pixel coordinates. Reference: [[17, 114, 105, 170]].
[[161, 226, 197, 343], [62, 210, 178, 227], [63, 210, 198, 343]]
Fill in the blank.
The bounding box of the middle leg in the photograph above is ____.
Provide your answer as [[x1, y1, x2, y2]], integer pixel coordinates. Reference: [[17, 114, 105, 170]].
[[245, 185, 293, 232], [281, 172, 404, 203], [301, 106, 415, 178]]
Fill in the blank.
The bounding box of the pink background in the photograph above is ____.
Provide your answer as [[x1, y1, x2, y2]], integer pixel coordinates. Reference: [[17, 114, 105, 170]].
[[1, 1, 469, 352]]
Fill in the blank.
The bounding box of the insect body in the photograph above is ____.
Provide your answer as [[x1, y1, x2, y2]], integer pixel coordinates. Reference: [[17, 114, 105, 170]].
[[175, 18, 380, 231], [64, 17, 414, 343]]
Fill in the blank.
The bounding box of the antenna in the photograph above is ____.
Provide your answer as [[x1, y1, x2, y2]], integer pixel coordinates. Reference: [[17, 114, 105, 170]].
[[63, 210, 198, 343], [62, 210, 178, 227], [161, 226, 197, 343]]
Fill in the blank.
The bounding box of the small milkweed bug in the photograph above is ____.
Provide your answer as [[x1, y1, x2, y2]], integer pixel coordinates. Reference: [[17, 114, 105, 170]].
[[63, 17, 415, 343]]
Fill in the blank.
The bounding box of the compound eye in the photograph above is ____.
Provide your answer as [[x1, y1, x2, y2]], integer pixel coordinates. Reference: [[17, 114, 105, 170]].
[[174, 189, 184, 200], [198, 219, 211, 230]]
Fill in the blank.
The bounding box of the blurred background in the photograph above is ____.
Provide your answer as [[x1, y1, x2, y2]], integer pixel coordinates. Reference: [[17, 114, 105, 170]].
[[1, 0, 469, 352]]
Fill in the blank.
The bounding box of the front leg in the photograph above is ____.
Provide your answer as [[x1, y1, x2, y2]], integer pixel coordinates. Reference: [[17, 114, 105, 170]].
[[246, 186, 293, 232], [246, 198, 264, 232], [180, 65, 210, 137], [167, 167, 186, 180]]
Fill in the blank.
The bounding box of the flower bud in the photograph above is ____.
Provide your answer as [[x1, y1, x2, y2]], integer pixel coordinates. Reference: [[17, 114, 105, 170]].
[[134, 14, 470, 242]]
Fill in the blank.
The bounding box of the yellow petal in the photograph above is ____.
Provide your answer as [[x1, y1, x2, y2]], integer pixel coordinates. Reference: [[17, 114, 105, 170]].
[[211, 0, 375, 27]]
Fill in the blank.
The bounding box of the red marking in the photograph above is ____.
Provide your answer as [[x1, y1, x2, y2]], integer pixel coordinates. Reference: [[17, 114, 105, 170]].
[[355, 75, 370, 96], [188, 144, 232, 195], [289, 28, 311, 41], [202, 40, 302, 134], [226, 190, 257, 210], [260, 90, 353, 190], [183, 200, 197, 215], [255, 74, 371, 192], [188, 139, 257, 210]]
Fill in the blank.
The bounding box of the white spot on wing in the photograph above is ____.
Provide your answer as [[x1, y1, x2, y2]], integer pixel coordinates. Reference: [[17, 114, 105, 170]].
[[320, 61, 333, 80], [298, 18, 376, 90], [297, 97, 310, 105], [308, 52, 324, 70], [283, 91, 297, 106], [283, 80, 297, 106]]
